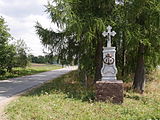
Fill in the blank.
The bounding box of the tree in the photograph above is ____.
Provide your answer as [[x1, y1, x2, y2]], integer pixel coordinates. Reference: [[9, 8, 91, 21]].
[[14, 39, 29, 68], [36, 0, 160, 92], [5, 44, 17, 72], [36, 0, 117, 82], [0, 17, 13, 73], [0, 17, 30, 74], [125, 0, 160, 92]]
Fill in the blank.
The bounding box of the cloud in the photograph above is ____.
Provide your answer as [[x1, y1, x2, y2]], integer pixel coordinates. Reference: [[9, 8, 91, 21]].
[[0, 0, 53, 56], [36, 0, 48, 5], [0, 0, 46, 17], [0, 0, 4, 6]]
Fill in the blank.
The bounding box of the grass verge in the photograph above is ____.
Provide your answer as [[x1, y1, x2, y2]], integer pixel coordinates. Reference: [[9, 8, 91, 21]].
[[6, 70, 160, 120], [0, 63, 62, 80]]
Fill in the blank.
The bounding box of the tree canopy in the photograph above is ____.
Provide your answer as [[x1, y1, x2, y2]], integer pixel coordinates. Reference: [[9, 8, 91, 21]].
[[36, 0, 160, 92], [0, 17, 30, 74]]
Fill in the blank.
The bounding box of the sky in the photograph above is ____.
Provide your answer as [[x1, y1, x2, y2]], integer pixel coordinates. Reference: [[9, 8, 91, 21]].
[[0, 0, 57, 56]]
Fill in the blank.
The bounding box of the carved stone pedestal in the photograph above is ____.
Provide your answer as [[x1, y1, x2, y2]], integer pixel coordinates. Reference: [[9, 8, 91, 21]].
[[101, 47, 117, 81], [96, 80, 123, 104]]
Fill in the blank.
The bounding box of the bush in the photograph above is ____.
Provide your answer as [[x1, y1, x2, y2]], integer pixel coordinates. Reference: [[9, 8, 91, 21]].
[[0, 69, 6, 75]]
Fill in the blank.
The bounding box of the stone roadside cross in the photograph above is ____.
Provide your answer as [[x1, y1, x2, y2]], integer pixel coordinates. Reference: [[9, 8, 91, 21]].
[[102, 25, 116, 47], [96, 25, 123, 104]]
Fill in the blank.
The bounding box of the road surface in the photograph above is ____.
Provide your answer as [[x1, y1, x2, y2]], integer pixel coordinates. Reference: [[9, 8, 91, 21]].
[[0, 67, 77, 103]]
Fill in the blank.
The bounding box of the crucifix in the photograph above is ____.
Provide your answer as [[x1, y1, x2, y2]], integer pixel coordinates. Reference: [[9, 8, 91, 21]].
[[97, 25, 123, 104], [102, 25, 116, 47]]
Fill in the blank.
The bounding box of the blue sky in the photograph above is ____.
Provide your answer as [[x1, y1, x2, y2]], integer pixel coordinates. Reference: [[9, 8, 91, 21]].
[[0, 0, 57, 56]]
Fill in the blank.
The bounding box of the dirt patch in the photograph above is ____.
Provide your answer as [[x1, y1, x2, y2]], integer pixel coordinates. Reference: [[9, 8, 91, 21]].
[[0, 96, 19, 120]]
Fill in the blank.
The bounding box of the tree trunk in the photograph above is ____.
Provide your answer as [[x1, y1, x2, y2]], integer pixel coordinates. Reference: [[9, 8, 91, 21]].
[[121, 32, 126, 76], [122, 48, 126, 76], [94, 38, 103, 82], [133, 43, 145, 93]]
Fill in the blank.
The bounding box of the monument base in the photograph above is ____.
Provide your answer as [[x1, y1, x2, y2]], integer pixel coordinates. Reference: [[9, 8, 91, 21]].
[[96, 80, 123, 104]]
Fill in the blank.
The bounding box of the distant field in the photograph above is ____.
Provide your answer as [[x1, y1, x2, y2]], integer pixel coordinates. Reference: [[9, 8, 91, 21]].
[[0, 63, 62, 80], [5, 70, 160, 120], [30, 63, 57, 66]]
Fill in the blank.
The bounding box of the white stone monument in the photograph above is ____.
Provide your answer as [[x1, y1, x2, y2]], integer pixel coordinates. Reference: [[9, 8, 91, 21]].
[[96, 25, 123, 104], [101, 25, 117, 81]]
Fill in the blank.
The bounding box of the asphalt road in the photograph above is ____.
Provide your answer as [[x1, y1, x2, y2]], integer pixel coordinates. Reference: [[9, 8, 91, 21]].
[[0, 67, 77, 102]]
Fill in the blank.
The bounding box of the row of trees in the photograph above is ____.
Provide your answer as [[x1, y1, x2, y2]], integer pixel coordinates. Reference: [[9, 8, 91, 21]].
[[36, 0, 160, 92], [0, 17, 29, 75], [29, 54, 58, 64]]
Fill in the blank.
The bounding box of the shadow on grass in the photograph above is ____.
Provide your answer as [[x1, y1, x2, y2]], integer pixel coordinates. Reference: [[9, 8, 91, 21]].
[[24, 71, 95, 102], [125, 94, 141, 100], [125, 93, 150, 105]]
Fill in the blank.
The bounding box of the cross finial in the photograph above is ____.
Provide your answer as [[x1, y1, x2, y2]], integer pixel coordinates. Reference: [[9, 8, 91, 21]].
[[102, 25, 116, 47]]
